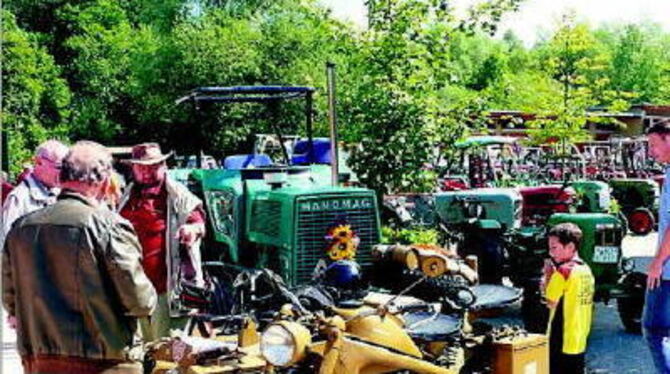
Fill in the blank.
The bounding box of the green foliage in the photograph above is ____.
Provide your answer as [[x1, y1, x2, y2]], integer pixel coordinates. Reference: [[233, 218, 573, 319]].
[[5, 0, 670, 188], [609, 198, 622, 214], [341, 0, 513, 195], [525, 16, 630, 146], [1, 10, 71, 175], [381, 225, 440, 245], [62, 0, 136, 141], [599, 24, 668, 103]]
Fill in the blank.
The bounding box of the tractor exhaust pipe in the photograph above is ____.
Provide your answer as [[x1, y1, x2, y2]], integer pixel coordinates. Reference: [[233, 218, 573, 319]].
[[326, 62, 339, 187]]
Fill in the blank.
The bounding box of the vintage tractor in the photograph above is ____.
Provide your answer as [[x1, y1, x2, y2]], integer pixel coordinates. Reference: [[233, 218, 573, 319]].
[[609, 178, 659, 235], [516, 211, 640, 333], [433, 188, 550, 331], [434, 188, 522, 284], [518, 180, 613, 227], [570, 180, 612, 213], [444, 136, 523, 188], [434, 187, 643, 332], [172, 86, 382, 286], [518, 185, 576, 227]]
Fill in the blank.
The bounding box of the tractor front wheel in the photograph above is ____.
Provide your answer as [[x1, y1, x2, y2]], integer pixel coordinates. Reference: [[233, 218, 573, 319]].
[[628, 208, 655, 236], [617, 272, 647, 334]]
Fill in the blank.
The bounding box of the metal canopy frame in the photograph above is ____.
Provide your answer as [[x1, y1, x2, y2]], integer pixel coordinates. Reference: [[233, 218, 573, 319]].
[[175, 86, 315, 105], [176, 86, 316, 167]]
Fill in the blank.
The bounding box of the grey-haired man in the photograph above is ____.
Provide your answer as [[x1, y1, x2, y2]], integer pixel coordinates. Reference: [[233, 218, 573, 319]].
[[1, 139, 69, 244]]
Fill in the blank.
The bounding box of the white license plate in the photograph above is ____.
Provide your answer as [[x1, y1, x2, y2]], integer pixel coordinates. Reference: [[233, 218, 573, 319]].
[[593, 246, 619, 263]]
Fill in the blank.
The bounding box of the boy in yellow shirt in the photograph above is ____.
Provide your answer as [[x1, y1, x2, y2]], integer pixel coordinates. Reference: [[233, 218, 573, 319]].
[[543, 223, 595, 374]]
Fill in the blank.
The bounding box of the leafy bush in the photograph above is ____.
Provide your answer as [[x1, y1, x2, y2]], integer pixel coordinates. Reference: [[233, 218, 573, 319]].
[[381, 225, 440, 245]]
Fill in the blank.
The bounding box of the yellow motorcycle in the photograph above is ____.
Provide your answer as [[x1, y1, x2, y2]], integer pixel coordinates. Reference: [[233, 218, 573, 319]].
[[148, 246, 470, 373], [148, 246, 547, 374], [260, 246, 486, 374]]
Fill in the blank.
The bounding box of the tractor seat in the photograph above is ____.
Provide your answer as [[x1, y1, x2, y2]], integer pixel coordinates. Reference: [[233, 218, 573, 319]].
[[403, 312, 462, 341], [223, 154, 273, 170], [291, 138, 332, 165]]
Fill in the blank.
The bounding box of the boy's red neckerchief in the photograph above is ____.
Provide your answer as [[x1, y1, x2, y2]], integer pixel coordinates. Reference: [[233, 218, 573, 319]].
[[551, 255, 584, 279]]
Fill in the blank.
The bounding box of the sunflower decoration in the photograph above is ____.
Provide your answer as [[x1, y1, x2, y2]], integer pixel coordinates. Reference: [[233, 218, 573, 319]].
[[325, 224, 360, 261], [330, 224, 355, 240]]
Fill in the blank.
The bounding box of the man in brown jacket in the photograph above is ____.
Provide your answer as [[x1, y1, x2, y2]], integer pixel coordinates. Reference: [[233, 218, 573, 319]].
[[2, 141, 157, 374]]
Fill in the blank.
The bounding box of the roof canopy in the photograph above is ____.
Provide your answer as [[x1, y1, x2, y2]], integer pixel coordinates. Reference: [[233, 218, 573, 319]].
[[175, 85, 315, 105]]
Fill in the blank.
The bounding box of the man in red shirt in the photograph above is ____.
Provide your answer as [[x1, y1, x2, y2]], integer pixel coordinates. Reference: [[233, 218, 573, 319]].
[[118, 143, 205, 340]]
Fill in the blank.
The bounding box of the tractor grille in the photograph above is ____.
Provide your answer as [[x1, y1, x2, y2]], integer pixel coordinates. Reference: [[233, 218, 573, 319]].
[[295, 195, 379, 284], [250, 200, 282, 238]]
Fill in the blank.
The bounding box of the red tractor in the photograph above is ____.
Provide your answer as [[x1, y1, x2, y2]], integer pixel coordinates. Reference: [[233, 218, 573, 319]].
[[518, 185, 576, 226]]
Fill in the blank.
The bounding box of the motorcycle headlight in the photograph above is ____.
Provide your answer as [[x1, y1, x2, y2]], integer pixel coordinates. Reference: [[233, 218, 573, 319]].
[[260, 322, 311, 367]]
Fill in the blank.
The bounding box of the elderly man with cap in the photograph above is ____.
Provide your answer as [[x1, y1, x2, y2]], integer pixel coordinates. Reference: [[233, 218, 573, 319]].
[[118, 143, 205, 339], [1, 140, 69, 247], [2, 141, 156, 374]]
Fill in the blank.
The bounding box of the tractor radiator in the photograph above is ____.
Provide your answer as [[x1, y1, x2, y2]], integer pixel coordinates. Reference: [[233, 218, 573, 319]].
[[294, 194, 379, 284]]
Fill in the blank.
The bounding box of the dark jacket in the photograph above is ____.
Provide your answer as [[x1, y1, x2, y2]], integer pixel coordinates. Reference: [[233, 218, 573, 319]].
[[2, 191, 157, 361]]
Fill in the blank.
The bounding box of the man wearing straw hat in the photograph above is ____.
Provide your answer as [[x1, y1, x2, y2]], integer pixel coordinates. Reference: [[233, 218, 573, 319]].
[[118, 143, 206, 339]]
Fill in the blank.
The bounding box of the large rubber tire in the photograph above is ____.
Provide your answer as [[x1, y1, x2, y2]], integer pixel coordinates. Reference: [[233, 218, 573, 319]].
[[628, 208, 655, 236], [617, 272, 646, 334]]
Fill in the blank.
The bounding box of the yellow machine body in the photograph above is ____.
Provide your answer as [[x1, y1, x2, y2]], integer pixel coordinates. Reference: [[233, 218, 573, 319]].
[[331, 306, 422, 358]]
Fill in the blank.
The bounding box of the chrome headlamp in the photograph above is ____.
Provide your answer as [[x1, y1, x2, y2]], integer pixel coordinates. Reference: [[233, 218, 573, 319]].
[[260, 321, 312, 367]]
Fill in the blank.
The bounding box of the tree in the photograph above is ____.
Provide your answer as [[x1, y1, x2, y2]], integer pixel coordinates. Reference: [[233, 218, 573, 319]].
[[342, 0, 522, 194], [1, 10, 72, 176], [526, 15, 628, 146], [603, 24, 666, 103], [61, 0, 137, 142]]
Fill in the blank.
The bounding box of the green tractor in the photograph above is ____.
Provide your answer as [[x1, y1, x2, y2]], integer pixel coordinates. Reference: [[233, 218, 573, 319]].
[[434, 188, 643, 332], [172, 86, 381, 286], [434, 188, 522, 284], [609, 178, 659, 235], [570, 180, 612, 213]]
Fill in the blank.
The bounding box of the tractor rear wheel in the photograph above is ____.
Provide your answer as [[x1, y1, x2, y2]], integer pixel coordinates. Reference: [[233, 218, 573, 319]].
[[628, 208, 655, 236], [617, 272, 646, 334]]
